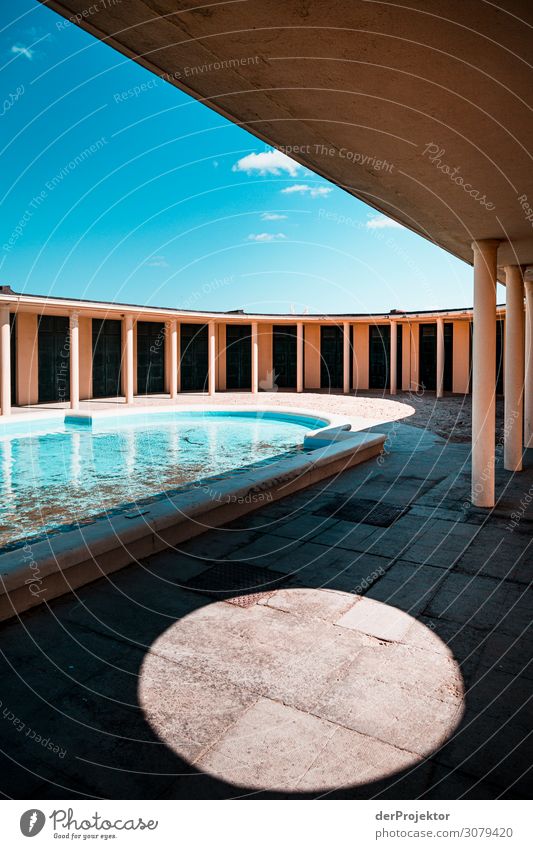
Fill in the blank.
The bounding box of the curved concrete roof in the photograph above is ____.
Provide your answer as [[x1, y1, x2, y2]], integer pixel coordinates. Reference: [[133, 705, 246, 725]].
[[41, 0, 533, 268]]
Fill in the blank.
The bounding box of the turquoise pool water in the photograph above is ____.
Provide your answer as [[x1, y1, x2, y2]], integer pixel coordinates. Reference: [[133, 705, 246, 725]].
[[0, 411, 325, 549]]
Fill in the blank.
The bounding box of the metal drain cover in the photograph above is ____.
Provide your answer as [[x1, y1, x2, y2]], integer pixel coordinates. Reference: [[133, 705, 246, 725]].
[[183, 562, 288, 607], [314, 497, 407, 527]]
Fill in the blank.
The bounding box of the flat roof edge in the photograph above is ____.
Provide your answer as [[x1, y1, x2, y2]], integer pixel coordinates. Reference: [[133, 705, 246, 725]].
[[0, 288, 505, 319]]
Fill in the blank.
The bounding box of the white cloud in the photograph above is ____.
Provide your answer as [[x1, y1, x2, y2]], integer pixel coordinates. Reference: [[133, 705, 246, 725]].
[[232, 150, 300, 176], [144, 255, 168, 267], [11, 45, 34, 60], [366, 213, 403, 229], [260, 212, 287, 220], [280, 183, 332, 198], [247, 232, 286, 242], [309, 187, 333, 198], [280, 184, 309, 194]]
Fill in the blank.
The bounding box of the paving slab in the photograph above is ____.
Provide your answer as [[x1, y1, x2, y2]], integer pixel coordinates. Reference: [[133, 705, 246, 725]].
[[403, 615, 487, 686], [177, 529, 258, 560], [343, 640, 464, 703], [310, 519, 381, 552], [424, 764, 514, 800], [434, 709, 532, 790], [224, 534, 323, 570], [259, 587, 357, 622], [148, 599, 369, 713], [455, 528, 532, 583], [296, 724, 424, 792], [139, 652, 259, 764], [266, 513, 340, 542], [61, 570, 203, 648], [425, 572, 531, 635], [363, 520, 427, 559], [196, 698, 339, 792], [287, 552, 391, 595], [365, 561, 447, 615], [476, 630, 533, 681], [312, 673, 462, 756], [463, 669, 532, 723], [336, 596, 419, 642], [398, 522, 479, 568]]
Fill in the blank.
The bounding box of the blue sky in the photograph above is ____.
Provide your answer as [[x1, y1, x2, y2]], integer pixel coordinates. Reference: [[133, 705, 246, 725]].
[[1, 0, 492, 314]]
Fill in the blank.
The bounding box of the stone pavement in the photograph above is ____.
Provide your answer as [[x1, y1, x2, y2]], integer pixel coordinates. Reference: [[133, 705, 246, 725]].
[[0, 420, 531, 799], [377, 391, 506, 444]]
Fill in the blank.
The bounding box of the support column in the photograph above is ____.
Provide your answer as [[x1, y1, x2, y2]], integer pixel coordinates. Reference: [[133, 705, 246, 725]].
[[436, 317, 445, 399], [208, 320, 216, 395], [123, 314, 134, 404], [296, 322, 304, 392], [0, 308, 11, 416], [169, 320, 178, 400], [251, 322, 259, 393], [525, 276, 533, 447], [69, 313, 79, 410], [390, 321, 397, 395], [343, 321, 350, 394], [503, 266, 525, 470], [471, 239, 499, 508]]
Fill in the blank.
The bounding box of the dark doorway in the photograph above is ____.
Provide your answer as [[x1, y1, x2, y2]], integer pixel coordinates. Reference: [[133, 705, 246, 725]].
[[226, 324, 251, 390], [444, 323, 453, 392], [273, 325, 297, 388], [369, 325, 390, 389], [496, 318, 504, 395], [10, 314, 16, 406], [137, 321, 165, 395], [180, 323, 208, 391], [396, 324, 402, 391], [419, 323, 437, 391], [38, 315, 70, 403], [92, 319, 122, 399], [320, 325, 343, 389]]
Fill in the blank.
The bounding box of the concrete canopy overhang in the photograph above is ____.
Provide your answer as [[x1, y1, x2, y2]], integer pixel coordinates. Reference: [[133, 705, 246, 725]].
[[40, 0, 533, 270]]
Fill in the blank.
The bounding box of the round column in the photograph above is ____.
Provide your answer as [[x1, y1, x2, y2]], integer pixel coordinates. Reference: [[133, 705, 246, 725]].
[[296, 322, 304, 392], [390, 321, 397, 395], [208, 321, 216, 395], [504, 266, 525, 470], [251, 322, 259, 393], [0, 308, 11, 416], [69, 313, 79, 410], [123, 315, 134, 404], [169, 320, 178, 400], [343, 321, 351, 394], [471, 239, 499, 508], [436, 317, 445, 398]]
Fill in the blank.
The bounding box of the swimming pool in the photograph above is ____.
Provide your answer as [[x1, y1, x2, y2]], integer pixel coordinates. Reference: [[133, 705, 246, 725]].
[[0, 410, 327, 550]]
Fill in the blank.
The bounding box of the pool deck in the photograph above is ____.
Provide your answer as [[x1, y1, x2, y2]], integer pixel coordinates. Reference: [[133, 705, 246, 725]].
[[0, 394, 531, 799], [2, 390, 413, 430]]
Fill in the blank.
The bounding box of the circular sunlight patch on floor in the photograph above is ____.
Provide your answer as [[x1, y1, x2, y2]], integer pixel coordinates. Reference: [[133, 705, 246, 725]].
[[139, 588, 464, 793]]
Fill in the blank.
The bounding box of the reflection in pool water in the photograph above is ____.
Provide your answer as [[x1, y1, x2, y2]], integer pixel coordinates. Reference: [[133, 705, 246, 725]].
[[0, 411, 325, 549]]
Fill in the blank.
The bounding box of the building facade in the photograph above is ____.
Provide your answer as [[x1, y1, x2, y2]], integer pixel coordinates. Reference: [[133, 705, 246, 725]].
[[0, 287, 507, 414]]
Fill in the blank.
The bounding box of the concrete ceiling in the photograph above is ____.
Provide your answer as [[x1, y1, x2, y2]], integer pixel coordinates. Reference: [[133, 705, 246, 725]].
[[41, 0, 533, 269]]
